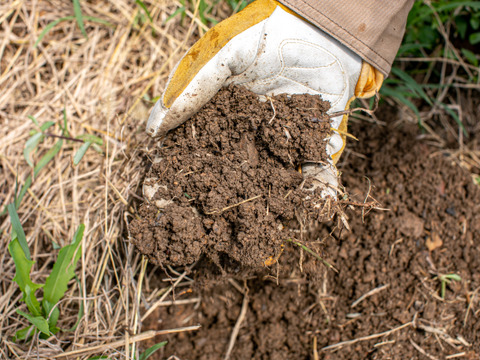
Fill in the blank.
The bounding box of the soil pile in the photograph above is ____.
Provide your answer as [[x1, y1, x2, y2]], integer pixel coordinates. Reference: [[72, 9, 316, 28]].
[[129, 86, 337, 270], [143, 119, 480, 360]]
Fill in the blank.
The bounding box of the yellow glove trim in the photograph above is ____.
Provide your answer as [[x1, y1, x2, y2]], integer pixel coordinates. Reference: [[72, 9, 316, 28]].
[[331, 62, 383, 163], [163, 0, 279, 108], [354, 62, 384, 99], [331, 95, 355, 164]]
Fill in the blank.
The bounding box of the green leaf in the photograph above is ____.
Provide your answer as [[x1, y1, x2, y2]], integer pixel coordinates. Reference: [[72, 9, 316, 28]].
[[469, 32, 480, 45], [42, 299, 60, 332], [471, 16, 480, 30], [8, 239, 43, 316], [24, 132, 44, 167], [35, 15, 112, 47], [75, 133, 103, 145], [15, 139, 63, 209], [25, 285, 42, 317], [42, 224, 84, 311], [380, 86, 421, 121], [73, 141, 92, 166], [61, 108, 69, 137], [8, 204, 30, 260], [34, 139, 63, 178], [35, 16, 75, 47], [13, 326, 34, 342], [40, 121, 56, 132], [16, 310, 51, 337], [165, 6, 186, 24], [139, 341, 168, 360], [136, 0, 153, 23], [28, 115, 39, 127], [461, 48, 478, 66], [391, 67, 433, 106], [436, 101, 467, 137], [456, 16, 468, 39], [73, 0, 88, 38], [445, 274, 462, 282]]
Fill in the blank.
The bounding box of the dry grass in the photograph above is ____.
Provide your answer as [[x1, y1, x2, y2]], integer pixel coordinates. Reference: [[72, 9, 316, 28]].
[[0, 0, 230, 358]]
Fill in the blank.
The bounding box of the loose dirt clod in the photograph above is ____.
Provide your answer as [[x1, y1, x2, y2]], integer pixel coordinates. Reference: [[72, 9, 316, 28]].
[[129, 86, 341, 270]]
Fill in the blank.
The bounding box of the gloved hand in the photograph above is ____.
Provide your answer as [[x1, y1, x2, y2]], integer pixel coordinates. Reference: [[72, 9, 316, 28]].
[[146, 0, 384, 198]]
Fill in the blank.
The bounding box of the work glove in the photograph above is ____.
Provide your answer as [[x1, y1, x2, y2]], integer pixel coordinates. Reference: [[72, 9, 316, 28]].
[[146, 0, 383, 198]]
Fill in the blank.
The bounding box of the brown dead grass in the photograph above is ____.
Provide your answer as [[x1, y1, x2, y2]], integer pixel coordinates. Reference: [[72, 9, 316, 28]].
[[0, 0, 232, 358]]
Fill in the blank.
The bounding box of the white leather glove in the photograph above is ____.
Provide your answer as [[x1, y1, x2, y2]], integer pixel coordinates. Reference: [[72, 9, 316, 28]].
[[146, 0, 383, 198]]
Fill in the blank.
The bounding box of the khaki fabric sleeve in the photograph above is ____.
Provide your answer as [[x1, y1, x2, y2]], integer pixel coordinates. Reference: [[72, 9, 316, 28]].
[[277, 0, 414, 75]]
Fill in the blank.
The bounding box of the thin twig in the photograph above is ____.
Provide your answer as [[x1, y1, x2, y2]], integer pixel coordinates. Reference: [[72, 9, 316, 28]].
[[141, 268, 191, 321], [351, 284, 390, 308], [53, 326, 201, 358], [205, 194, 262, 215], [328, 92, 379, 119], [322, 321, 413, 351], [409, 337, 439, 360], [44, 133, 85, 143], [224, 293, 249, 360], [286, 239, 338, 273]]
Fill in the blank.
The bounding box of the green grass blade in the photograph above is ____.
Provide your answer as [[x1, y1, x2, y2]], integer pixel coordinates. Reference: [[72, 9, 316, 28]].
[[436, 101, 467, 137], [42, 224, 84, 307], [165, 6, 186, 23], [136, 0, 153, 23], [16, 310, 51, 337], [391, 67, 433, 106], [139, 342, 168, 360], [15, 139, 62, 214], [39, 121, 56, 132], [24, 132, 44, 168], [380, 86, 421, 121], [13, 326, 34, 342], [8, 204, 30, 260], [28, 115, 39, 127], [73, 141, 92, 166], [285, 239, 337, 272], [34, 139, 63, 178], [83, 16, 115, 27], [73, 0, 88, 39], [34, 16, 75, 47], [8, 239, 43, 316]]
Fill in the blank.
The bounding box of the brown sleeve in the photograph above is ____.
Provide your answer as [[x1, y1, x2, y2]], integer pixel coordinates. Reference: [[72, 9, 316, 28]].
[[277, 0, 414, 76]]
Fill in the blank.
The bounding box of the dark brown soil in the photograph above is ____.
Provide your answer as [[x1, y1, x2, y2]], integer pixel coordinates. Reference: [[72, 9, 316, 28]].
[[130, 86, 336, 271], [141, 107, 480, 359]]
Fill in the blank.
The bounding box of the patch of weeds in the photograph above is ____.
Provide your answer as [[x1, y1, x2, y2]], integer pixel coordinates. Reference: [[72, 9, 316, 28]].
[[5, 110, 104, 342], [35, 0, 113, 47], [8, 204, 84, 341], [1, 111, 103, 215], [381, 0, 480, 133]]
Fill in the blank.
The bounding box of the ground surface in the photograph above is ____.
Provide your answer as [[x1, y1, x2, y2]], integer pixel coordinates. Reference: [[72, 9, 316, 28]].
[[141, 105, 480, 359]]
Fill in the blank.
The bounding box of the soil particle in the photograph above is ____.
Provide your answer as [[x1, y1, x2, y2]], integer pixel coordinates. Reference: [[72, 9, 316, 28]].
[[141, 111, 480, 360], [130, 85, 335, 271]]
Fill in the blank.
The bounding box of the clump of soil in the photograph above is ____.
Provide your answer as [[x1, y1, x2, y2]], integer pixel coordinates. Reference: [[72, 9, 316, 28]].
[[129, 86, 338, 270]]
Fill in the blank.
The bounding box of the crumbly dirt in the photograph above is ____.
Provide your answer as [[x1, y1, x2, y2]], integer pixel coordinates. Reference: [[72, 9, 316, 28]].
[[141, 109, 480, 359], [129, 85, 337, 271]]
